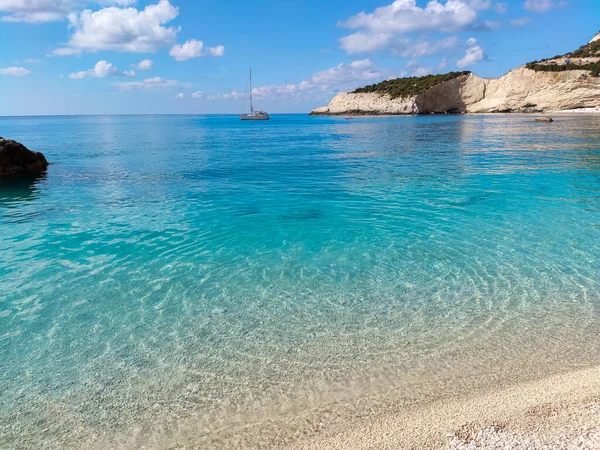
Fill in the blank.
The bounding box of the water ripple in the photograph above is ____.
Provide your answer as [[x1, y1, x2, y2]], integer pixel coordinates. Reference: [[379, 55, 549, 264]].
[[0, 114, 600, 448]]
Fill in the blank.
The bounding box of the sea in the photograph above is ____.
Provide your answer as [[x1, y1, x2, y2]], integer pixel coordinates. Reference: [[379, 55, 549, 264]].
[[1, 114, 599, 448]]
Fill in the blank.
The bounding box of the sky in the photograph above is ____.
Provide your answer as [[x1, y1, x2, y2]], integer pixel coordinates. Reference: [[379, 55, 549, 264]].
[[0, 0, 598, 115]]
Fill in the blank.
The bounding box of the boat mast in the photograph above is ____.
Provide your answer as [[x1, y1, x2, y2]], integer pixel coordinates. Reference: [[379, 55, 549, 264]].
[[249, 68, 253, 113]]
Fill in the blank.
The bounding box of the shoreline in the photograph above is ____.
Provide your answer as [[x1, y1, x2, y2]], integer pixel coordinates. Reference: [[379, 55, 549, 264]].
[[291, 364, 600, 449], [309, 109, 600, 117]]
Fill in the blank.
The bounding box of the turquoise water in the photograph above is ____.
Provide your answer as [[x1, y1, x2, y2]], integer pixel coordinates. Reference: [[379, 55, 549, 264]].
[[1, 114, 600, 448]]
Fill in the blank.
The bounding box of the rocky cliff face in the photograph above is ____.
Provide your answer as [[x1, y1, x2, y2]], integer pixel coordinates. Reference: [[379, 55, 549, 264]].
[[311, 33, 600, 116], [468, 67, 599, 113], [311, 68, 600, 115]]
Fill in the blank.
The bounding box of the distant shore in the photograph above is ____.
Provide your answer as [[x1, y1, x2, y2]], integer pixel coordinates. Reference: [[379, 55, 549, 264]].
[[557, 107, 600, 113], [291, 365, 600, 449], [310, 108, 600, 117]]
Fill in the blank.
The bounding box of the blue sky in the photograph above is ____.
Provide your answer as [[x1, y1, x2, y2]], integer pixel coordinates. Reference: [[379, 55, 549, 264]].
[[0, 0, 598, 115]]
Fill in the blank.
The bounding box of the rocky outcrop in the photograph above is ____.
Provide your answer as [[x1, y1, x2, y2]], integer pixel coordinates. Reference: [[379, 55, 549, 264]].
[[311, 31, 600, 116], [0, 137, 49, 176], [311, 68, 600, 115], [310, 92, 419, 115]]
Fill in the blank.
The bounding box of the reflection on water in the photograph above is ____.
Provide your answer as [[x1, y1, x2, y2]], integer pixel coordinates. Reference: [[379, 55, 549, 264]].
[[0, 170, 46, 203], [0, 114, 599, 449], [0, 171, 47, 223]]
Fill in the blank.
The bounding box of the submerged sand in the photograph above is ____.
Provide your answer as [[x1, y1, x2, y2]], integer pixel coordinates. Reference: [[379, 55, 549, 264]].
[[291, 365, 600, 449]]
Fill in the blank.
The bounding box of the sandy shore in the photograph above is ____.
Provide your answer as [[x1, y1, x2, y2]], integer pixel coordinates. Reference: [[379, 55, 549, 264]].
[[290, 365, 600, 449], [557, 107, 600, 113]]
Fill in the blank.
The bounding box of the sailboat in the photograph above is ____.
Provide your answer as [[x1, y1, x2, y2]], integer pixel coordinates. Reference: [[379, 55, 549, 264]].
[[240, 68, 269, 120]]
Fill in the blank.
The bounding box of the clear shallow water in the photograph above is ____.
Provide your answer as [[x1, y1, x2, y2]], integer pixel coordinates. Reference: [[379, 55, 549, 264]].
[[1, 114, 600, 448]]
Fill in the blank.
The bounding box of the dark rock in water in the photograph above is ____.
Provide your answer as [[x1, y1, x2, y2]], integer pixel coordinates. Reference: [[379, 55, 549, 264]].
[[0, 137, 49, 176], [535, 117, 554, 123]]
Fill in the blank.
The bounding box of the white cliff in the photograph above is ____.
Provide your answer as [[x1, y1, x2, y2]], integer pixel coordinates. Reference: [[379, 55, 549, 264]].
[[311, 68, 600, 115], [468, 67, 599, 113]]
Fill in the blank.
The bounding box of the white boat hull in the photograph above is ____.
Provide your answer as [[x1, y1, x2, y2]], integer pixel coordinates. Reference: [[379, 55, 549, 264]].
[[240, 114, 270, 120]]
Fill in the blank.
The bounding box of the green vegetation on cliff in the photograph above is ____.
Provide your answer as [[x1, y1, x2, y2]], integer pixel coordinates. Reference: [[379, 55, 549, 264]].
[[352, 71, 471, 99], [569, 39, 600, 58], [525, 61, 600, 77], [525, 37, 600, 77]]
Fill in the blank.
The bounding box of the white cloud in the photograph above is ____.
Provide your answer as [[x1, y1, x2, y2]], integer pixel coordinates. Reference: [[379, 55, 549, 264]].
[[207, 45, 224, 57], [340, 0, 483, 35], [510, 16, 532, 27], [0, 0, 72, 22], [175, 92, 184, 99], [134, 59, 153, 70], [68, 60, 135, 79], [169, 39, 225, 61], [0, 66, 31, 76], [54, 0, 180, 55], [339, 0, 502, 56], [339, 32, 393, 53], [169, 39, 202, 60], [523, 0, 567, 12], [115, 76, 183, 90], [0, 0, 137, 23], [219, 59, 396, 102], [24, 58, 41, 63], [438, 57, 448, 70], [191, 91, 203, 98], [456, 37, 485, 68]]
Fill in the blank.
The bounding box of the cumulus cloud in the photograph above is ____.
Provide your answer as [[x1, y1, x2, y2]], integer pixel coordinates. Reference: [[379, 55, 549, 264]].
[[0, 0, 136, 23], [0, 66, 31, 76], [174, 92, 184, 99], [169, 39, 225, 61], [68, 60, 135, 79], [191, 91, 203, 98], [54, 0, 180, 55], [207, 45, 224, 57], [219, 59, 395, 102], [338, 0, 502, 56], [340, 0, 484, 35], [114, 76, 184, 90], [523, 0, 567, 12], [456, 37, 485, 68], [134, 59, 153, 70], [510, 16, 532, 27]]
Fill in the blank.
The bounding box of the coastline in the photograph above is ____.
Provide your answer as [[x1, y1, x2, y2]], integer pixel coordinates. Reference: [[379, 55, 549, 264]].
[[291, 365, 600, 449], [309, 109, 600, 117]]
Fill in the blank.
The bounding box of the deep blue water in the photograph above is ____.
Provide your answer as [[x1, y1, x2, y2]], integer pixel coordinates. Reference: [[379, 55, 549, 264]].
[[1, 114, 600, 448]]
